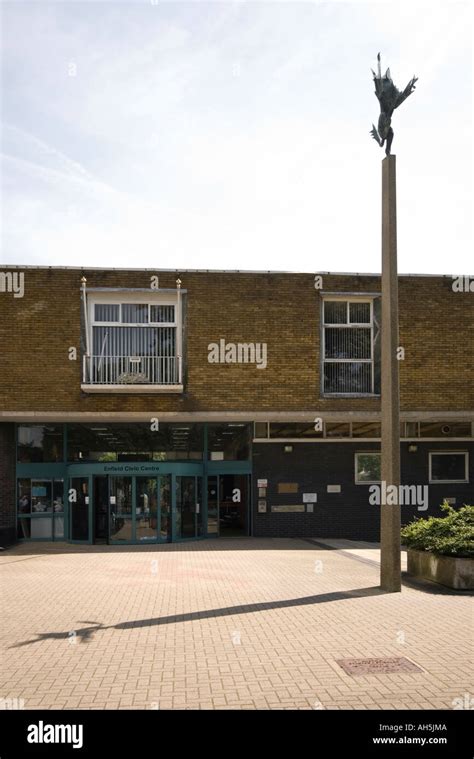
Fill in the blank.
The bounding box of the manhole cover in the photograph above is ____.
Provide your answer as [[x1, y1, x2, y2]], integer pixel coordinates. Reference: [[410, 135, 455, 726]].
[[336, 657, 422, 675]]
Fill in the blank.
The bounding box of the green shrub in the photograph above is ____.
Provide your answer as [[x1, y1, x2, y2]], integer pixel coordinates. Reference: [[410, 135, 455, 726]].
[[401, 502, 474, 558]]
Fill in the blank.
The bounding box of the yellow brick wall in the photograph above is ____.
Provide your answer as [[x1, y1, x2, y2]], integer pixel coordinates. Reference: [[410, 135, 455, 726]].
[[0, 267, 472, 413]]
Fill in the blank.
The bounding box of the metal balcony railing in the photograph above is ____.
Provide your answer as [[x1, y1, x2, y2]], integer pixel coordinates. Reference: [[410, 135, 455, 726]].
[[83, 355, 181, 385]]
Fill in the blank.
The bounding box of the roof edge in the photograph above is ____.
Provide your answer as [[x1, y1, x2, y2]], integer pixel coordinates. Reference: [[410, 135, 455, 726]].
[[0, 264, 470, 278]]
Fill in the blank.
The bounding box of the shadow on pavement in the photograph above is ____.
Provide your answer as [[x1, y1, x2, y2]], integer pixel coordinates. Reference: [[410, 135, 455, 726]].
[[10, 585, 385, 648]]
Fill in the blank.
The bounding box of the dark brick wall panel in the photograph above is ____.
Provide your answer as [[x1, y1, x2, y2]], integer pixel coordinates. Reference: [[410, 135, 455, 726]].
[[252, 441, 474, 539]]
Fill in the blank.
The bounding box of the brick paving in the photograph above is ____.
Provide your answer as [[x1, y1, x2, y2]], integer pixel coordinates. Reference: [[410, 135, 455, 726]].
[[0, 538, 472, 710]]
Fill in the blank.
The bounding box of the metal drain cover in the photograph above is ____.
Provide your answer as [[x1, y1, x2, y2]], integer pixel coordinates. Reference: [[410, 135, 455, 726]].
[[336, 657, 422, 675]]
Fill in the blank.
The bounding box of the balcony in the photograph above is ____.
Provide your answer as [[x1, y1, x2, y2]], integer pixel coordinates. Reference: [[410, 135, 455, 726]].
[[81, 355, 183, 394]]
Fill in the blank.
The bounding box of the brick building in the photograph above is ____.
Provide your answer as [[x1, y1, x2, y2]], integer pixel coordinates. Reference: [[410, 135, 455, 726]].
[[0, 265, 472, 546]]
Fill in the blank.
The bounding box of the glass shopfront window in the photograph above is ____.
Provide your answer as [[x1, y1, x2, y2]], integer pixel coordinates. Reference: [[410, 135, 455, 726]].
[[16, 423, 250, 543], [17, 425, 63, 463], [67, 423, 203, 462], [17, 478, 64, 540], [207, 424, 250, 460]]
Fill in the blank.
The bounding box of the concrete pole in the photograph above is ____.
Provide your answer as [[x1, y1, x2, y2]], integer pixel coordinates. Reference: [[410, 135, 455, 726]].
[[380, 154, 402, 592]]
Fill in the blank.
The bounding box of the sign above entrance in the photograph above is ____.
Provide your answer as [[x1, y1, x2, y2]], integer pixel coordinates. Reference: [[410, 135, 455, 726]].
[[103, 464, 161, 474]]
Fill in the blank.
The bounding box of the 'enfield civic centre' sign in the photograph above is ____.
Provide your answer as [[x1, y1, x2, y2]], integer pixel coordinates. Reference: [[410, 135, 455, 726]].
[[103, 465, 161, 474]]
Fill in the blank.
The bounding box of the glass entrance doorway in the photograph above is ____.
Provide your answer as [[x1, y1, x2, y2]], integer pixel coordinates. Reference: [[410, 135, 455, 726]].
[[108, 474, 172, 544], [67, 465, 249, 543], [176, 475, 202, 539], [93, 476, 108, 542], [70, 477, 90, 542], [207, 474, 249, 537]]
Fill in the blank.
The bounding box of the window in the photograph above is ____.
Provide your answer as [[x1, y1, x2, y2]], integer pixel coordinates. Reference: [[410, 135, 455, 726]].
[[420, 423, 471, 438], [351, 422, 381, 438], [150, 305, 175, 324], [325, 423, 350, 438], [404, 422, 419, 438], [17, 425, 63, 463], [207, 424, 251, 460], [86, 298, 180, 386], [429, 452, 468, 483], [253, 422, 382, 440], [355, 453, 381, 484], [17, 479, 64, 540], [322, 298, 380, 395], [254, 422, 269, 439], [67, 423, 203, 462], [269, 423, 323, 439], [94, 304, 120, 322]]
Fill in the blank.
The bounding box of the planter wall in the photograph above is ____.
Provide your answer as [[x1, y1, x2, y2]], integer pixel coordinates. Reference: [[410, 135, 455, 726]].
[[407, 548, 474, 590]]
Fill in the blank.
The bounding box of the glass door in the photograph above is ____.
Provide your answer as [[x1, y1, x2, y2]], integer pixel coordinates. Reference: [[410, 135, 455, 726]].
[[207, 476, 218, 535], [218, 474, 249, 537], [108, 475, 172, 543], [70, 477, 91, 542], [109, 476, 133, 542], [175, 475, 202, 539], [159, 475, 171, 541], [135, 476, 172, 543], [136, 477, 158, 542], [93, 475, 109, 543]]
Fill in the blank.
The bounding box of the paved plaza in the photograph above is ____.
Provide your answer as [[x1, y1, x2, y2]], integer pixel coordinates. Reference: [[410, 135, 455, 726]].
[[0, 538, 472, 710]]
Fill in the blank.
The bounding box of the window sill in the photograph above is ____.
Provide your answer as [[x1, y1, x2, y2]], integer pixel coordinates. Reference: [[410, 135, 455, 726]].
[[81, 384, 184, 394], [428, 480, 469, 485], [321, 393, 381, 398]]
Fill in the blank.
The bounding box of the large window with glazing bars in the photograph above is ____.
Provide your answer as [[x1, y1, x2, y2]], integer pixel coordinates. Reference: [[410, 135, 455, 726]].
[[88, 302, 178, 385], [322, 298, 380, 395]]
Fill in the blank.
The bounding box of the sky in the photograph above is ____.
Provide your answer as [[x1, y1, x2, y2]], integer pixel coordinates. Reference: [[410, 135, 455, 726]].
[[0, 0, 472, 274]]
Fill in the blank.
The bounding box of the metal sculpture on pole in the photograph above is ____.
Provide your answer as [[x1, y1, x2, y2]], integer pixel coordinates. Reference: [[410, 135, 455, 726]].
[[370, 53, 418, 156], [371, 54, 418, 592]]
